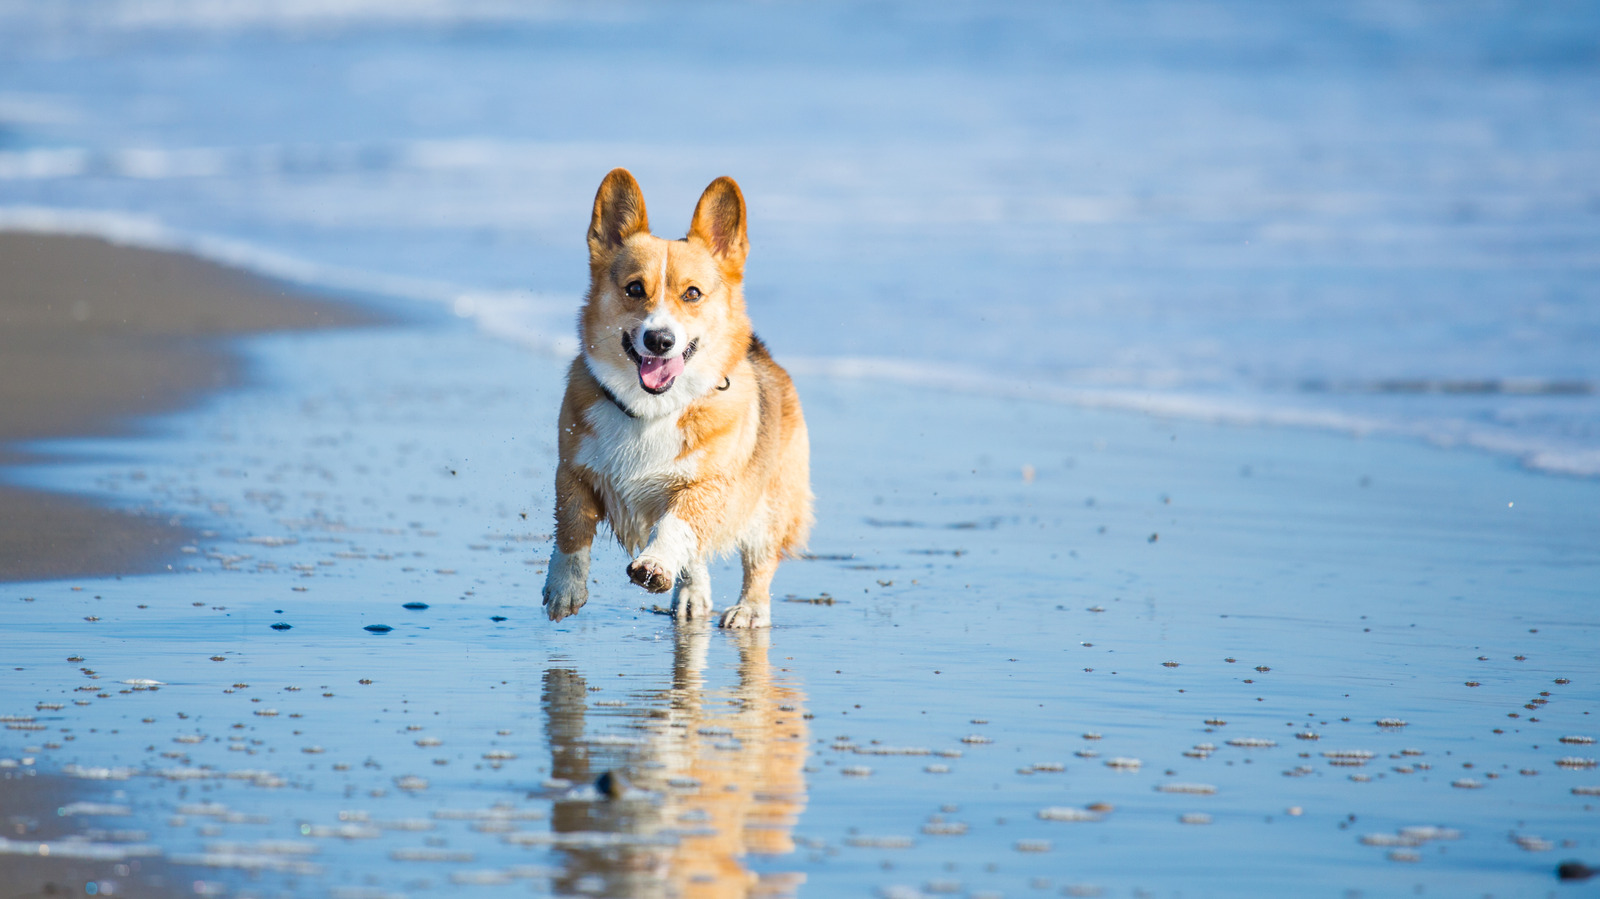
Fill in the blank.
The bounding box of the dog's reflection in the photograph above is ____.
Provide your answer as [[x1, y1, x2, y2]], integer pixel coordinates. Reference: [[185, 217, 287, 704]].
[[543, 627, 809, 897]]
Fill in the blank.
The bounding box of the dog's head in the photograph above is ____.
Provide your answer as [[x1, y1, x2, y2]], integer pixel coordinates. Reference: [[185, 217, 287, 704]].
[[581, 168, 751, 403]]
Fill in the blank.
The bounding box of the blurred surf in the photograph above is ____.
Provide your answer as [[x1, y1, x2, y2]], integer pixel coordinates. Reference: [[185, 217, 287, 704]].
[[0, 0, 1595, 475]]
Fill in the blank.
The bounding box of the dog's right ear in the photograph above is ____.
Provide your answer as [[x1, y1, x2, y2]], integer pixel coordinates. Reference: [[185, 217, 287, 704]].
[[588, 168, 650, 259]]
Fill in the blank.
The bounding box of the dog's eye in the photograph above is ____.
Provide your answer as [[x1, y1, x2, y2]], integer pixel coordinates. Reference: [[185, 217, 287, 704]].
[[682, 286, 702, 302], [624, 280, 646, 299]]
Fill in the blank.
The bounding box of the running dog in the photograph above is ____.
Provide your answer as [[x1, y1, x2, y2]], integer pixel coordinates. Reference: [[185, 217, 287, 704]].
[[542, 168, 812, 628]]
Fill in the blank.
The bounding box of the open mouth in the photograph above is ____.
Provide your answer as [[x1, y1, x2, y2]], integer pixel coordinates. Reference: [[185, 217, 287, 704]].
[[623, 334, 698, 395]]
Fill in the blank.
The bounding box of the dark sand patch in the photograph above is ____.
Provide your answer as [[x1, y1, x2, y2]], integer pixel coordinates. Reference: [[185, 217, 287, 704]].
[[0, 771, 204, 899], [0, 232, 393, 582]]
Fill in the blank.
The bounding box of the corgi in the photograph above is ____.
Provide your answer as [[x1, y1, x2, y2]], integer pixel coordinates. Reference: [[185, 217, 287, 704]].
[[542, 168, 813, 629]]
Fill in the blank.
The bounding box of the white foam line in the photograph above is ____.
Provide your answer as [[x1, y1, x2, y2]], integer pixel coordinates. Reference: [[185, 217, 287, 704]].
[[0, 205, 579, 357], [0, 0, 631, 34], [0, 205, 454, 302], [2, 206, 1591, 478], [786, 355, 1600, 479], [789, 354, 1386, 431]]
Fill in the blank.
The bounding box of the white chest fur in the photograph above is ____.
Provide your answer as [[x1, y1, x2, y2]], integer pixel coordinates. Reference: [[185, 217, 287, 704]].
[[575, 401, 700, 553]]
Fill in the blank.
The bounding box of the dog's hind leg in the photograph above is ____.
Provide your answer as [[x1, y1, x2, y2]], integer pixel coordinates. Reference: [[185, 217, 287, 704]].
[[544, 465, 601, 622], [671, 557, 713, 622], [720, 550, 776, 629]]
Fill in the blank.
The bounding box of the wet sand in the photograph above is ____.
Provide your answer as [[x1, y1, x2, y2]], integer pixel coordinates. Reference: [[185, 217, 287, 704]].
[[0, 245, 1596, 897], [0, 319, 1594, 898], [0, 232, 392, 581]]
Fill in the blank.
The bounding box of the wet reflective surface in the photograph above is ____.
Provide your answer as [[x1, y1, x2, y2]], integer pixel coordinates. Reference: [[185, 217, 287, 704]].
[[543, 627, 807, 898], [2, 322, 1598, 897]]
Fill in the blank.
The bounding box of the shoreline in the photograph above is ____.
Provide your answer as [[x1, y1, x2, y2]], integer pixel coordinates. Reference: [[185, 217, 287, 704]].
[[0, 231, 396, 582], [0, 319, 1591, 897], [4, 218, 1594, 483]]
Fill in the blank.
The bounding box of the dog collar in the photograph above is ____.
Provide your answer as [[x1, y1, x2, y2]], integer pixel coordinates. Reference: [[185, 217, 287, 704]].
[[596, 377, 640, 419], [594, 337, 738, 419], [600, 374, 733, 419]]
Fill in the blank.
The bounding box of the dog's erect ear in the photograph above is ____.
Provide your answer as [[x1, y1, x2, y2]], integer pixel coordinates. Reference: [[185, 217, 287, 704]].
[[588, 168, 650, 258], [688, 176, 748, 274]]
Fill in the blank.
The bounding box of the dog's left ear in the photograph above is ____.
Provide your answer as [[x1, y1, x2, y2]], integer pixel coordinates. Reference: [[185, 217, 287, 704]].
[[688, 176, 748, 276]]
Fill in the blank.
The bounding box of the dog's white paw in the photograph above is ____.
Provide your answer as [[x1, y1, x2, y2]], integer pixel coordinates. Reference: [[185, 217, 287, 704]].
[[718, 602, 770, 629], [627, 556, 675, 594], [672, 571, 713, 621], [543, 550, 589, 622], [543, 585, 587, 621]]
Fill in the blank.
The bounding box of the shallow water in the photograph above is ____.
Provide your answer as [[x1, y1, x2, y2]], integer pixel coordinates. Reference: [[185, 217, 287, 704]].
[[3, 320, 1596, 897], [1, 1, 1599, 474]]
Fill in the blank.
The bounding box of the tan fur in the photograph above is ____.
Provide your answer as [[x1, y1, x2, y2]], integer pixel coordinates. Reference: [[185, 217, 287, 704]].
[[542, 169, 812, 628]]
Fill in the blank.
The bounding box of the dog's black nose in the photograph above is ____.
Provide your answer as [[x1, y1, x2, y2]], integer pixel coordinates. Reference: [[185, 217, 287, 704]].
[[642, 329, 675, 356]]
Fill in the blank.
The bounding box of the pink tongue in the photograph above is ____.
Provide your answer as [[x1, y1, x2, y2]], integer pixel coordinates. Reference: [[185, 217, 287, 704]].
[[638, 354, 686, 391]]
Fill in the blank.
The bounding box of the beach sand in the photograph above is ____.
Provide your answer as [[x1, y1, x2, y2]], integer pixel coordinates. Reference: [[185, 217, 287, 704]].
[[0, 233, 390, 582], [1, 236, 1596, 897]]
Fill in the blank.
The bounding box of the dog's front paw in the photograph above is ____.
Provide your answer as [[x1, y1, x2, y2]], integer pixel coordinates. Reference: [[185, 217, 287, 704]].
[[543, 582, 588, 621], [718, 602, 770, 629], [673, 585, 712, 622], [627, 557, 675, 594], [543, 550, 590, 622]]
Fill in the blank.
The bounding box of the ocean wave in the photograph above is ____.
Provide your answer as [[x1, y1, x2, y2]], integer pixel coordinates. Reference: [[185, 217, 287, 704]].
[[0, 0, 626, 35], [0, 204, 484, 304], [2, 206, 1595, 479]]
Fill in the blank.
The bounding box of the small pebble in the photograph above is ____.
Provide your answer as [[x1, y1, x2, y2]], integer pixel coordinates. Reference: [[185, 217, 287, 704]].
[[1038, 807, 1100, 822], [595, 770, 629, 798], [1388, 850, 1421, 863], [1559, 861, 1595, 881], [1156, 783, 1217, 795]]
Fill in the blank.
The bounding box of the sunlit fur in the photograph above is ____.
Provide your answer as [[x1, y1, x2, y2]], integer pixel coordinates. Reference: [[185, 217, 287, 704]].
[[542, 168, 813, 629]]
